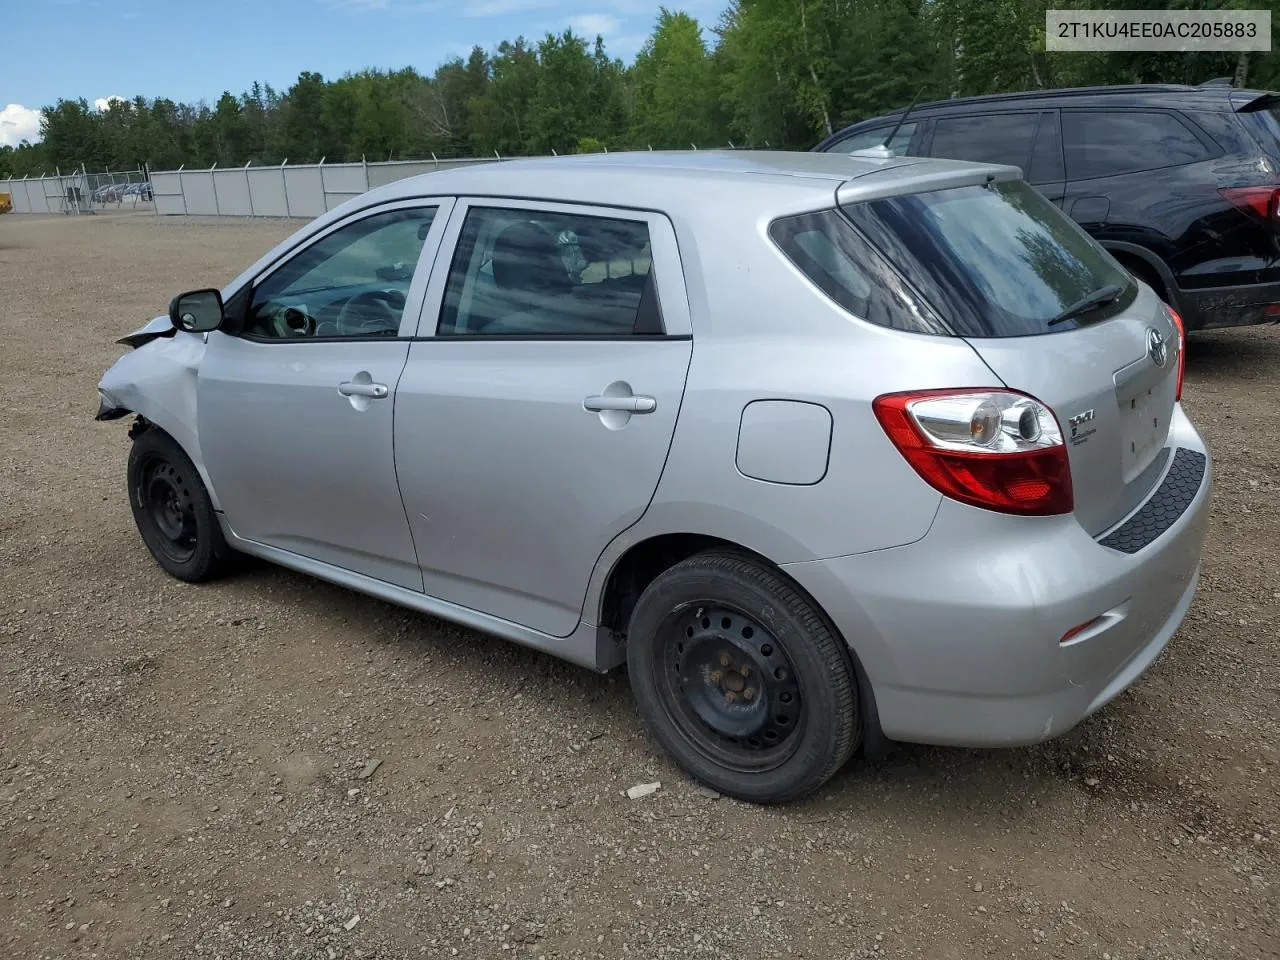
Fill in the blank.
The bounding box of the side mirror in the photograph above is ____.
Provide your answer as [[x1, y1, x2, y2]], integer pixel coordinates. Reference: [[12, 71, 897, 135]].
[[168, 288, 224, 333]]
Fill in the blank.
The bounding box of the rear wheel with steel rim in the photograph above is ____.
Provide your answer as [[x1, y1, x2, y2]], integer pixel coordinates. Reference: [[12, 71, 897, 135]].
[[627, 550, 860, 803], [127, 425, 231, 582]]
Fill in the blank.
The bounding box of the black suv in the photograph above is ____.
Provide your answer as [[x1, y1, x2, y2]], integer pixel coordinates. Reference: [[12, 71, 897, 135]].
[[813, 83, 1280, 331]]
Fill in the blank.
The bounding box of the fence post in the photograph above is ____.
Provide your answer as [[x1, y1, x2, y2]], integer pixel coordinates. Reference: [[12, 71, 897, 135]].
[[431, 152, 438, 170], [281, 159, 292, 217], [210, 162, 221, 216], [178, 164, 188, 216], [245, 160, 255, 216], [362, 154, 369, 194], [147, 162, 157, 216]]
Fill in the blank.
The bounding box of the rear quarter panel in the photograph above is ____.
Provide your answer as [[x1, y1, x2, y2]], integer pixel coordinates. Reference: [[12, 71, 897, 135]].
[[612, 194, 1004, 565]]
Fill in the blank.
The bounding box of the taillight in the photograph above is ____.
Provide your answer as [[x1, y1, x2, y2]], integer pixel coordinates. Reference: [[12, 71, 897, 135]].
[[1218, 185, 1280, 220], [1163, 303, 1186, 402], [873, 389, 1074, 516]]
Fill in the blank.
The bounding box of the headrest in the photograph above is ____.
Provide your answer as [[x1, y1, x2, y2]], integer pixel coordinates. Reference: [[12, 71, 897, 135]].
[[491, 220, 571, 294]]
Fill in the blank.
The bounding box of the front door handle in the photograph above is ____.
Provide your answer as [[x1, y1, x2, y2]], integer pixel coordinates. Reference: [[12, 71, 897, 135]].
[[339, 381, 389, 399], [583, 394, 657, 414]]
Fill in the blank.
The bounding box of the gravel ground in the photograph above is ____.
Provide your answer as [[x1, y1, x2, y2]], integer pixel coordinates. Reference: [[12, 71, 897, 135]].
[[1, 211, 1277, 960]]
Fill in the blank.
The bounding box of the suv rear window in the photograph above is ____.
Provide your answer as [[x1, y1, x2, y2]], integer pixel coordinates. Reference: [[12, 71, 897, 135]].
[[839, 178, 1135, 338]]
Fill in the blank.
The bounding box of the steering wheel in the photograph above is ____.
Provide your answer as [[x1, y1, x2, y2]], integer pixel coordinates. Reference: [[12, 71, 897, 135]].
[[334, 289, 405, 335]]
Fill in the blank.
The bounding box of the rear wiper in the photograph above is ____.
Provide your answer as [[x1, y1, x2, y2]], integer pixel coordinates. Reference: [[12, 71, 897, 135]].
[[1047, 284, 1123, 326]]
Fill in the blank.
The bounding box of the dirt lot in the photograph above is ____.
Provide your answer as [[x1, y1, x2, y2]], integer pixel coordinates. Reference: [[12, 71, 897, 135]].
[[1, 211, 1277, 960]]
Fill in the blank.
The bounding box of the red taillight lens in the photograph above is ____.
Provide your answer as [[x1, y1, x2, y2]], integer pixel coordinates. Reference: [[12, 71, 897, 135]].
[[873, 389, 1074, 516], [1218, 185, 1280, 220], [1164, 303, 1186, 402]]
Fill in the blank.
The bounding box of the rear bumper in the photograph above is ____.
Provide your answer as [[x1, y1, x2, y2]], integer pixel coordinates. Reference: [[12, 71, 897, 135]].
[[1175, 277, 1280, 330], [783, 407, 1213, 748]]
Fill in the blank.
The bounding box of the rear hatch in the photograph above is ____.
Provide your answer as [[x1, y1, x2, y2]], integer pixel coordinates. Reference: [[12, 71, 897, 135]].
[[840, 175, 1180, 536]]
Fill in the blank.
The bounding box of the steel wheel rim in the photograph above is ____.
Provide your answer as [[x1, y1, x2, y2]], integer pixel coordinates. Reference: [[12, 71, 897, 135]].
[[138, 457, 197, 563], [652, 601, 805, 773]]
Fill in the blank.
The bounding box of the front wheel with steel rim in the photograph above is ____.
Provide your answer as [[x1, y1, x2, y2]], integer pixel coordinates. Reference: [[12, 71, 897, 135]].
[[127, 425, 231, 582], [626, 550, 860, 804]]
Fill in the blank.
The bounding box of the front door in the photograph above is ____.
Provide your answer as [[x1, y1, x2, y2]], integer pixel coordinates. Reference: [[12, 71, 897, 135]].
[[197, 199, 453, 589], [394, 199, 694, 636]]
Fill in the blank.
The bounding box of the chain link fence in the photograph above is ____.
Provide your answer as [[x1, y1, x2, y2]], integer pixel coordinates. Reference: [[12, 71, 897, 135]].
[[1, 144, 767, 219], [0, 166, 152, 214]]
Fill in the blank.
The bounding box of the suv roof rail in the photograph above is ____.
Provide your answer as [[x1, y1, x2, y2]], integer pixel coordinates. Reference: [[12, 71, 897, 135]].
[[1198, 77, 1236, 87], [868, 82, 1205, 119]]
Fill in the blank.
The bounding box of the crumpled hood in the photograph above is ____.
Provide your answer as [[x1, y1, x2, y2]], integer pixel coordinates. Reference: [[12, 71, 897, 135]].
[[117, 313, 175, 349]]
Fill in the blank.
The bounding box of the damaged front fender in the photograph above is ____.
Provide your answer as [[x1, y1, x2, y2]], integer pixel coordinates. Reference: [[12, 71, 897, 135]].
[[116, 313, 176, 350], [96, 322, 221, 510]]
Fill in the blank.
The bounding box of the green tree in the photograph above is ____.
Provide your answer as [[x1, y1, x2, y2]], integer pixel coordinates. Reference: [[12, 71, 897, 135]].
[[631, 9, 725, 148]]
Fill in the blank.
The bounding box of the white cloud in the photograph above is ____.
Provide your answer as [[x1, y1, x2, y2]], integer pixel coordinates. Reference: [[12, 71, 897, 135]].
[[95, 95, 126, 111], [0, 104, 41, 147], [567, 13, 620, 37]]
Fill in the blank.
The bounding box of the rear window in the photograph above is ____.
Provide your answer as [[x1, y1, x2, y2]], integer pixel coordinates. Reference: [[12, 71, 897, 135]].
[[839, 178, 1135, 338]]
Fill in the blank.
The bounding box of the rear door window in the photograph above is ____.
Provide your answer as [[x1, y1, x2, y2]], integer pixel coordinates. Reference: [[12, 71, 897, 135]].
[[436, 206, 660, 337], [1062, 110, 1215, 180], [927, 113, 1040, 170], [839, 178, 1135, 338]]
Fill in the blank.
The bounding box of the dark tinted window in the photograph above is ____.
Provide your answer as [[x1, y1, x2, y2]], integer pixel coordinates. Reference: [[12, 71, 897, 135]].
[[1027, 112, 1064, 184], [437, 207, 660, 337], [1062, 110, 1213, 180], [768, 210, 949, 335], [929, 113, 1039, 168], [840, 179, 1134, 338], [1239, 105, 1280, 159]]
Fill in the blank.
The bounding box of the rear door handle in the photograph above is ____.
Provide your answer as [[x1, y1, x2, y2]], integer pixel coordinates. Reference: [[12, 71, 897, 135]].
[[339, 381, 389, 399], [583, 394, 657, 413]]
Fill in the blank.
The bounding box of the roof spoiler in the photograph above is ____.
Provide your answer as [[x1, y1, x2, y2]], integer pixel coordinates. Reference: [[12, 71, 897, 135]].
[[1235, 91, 1280, 113]]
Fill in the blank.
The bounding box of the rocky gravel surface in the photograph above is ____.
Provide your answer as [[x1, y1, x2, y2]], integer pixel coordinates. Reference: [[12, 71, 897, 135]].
[[1, 212, 1277, 959]]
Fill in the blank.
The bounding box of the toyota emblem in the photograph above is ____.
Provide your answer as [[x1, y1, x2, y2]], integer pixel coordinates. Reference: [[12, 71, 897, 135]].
[[1147, 327, 1168, 367]]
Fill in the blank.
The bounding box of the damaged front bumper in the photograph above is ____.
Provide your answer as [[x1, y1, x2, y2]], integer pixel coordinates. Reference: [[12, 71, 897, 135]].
[[95, 389, 129, 421]]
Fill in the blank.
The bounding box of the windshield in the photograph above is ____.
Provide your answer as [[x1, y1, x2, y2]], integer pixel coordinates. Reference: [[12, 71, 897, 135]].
[[840, 179, 1136, 337]]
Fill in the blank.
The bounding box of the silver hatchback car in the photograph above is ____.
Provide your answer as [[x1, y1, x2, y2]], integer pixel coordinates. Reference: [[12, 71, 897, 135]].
[[97, 151, 1212, 803]]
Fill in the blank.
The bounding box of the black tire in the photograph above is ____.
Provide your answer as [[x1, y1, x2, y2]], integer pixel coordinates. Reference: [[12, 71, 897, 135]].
[[127, 426, 231, 582], [626, 550, 860, 804]]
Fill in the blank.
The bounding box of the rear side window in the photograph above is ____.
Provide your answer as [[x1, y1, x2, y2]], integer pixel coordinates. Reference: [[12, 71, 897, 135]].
[[1062, 110, 1213, 180], [437, 206, 660, 337], [768, 209, 949, 335], [928, 113, 1040, 169], [840, 178, 1135, 338]]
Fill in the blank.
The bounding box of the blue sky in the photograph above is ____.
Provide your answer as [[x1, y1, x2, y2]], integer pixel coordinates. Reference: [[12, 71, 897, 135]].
[[1, 0, 724, 147]]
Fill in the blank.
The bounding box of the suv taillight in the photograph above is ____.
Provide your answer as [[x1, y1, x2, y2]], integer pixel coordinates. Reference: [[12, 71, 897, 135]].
[[1218, 185, 1280, 220], [1164, 303, 1186, 402], [873, 389, 1074, 516]]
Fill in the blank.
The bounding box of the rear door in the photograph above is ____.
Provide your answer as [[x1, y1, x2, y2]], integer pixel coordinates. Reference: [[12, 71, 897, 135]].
[[840, 177, 1180, 536], [393, 198, 693, 637]]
